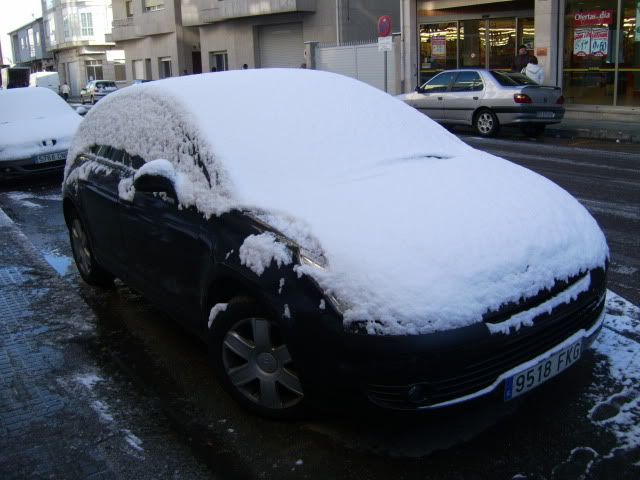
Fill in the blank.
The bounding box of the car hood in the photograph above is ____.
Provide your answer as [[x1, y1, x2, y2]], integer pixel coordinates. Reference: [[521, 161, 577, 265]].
[[271, 150, 607, 335], [0, 114, 81, 161]]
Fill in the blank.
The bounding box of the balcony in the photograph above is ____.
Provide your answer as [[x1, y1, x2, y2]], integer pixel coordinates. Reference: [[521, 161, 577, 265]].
[[112, 8, 176, 42], [183, 0, 316, 27], [112, 17, 139, 42]]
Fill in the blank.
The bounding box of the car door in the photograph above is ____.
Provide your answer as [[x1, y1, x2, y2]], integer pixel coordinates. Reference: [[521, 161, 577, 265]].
[[76, 146, 127, 277], [445, 71, 485, 124], [119, 157, 213, 332], [411, 71, 457, 122]]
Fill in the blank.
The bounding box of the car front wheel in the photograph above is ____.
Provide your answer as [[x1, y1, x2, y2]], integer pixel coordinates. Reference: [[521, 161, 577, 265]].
[[474, 109, 500, 137], [209, 297, 306, 418], [68, 211, 114, 287]]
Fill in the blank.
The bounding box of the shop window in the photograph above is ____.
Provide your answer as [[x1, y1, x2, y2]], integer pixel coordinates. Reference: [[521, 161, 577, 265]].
[[126, 1, 134, 17], [419, 23, 457, 83], [488, 18, 516, 70], [459, 20, 486, 69], [145, 59, 152, 79], [617, 0, 640, 106]]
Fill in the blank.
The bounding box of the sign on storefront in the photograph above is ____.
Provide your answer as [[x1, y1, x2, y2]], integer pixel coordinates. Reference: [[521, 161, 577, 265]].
[[573, 10, 614, 27], [573, 28, 591, 56], [590, 28, 609, 57], [431, 36, 446, 58]]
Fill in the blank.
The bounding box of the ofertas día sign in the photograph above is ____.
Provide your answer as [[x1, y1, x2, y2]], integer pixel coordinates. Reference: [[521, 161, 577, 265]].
[[574, 10, 614, 26]]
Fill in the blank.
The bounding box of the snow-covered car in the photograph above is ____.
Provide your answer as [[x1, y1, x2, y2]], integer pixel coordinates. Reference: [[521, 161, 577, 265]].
[[0, 87, 82, 179], [80, 80, 118, 105], [62, 69, 608, 417], [397, 69, 565, 137]]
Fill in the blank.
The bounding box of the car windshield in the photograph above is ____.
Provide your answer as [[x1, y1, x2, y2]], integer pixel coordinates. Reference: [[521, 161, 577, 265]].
[[489, 70, 519, 86], [0, 87, 74, 123]]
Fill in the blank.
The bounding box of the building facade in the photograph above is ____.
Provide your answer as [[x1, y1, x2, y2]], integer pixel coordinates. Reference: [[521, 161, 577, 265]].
[[42, 0, 125, 96], [401, 0, 639, 108], [183, 0, 399, 72], [8, 18, 55, 72], [111, 0, 200, 81]]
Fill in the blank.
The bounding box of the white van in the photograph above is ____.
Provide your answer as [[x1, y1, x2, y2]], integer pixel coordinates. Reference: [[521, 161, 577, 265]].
[[29, 72, 60, 94]]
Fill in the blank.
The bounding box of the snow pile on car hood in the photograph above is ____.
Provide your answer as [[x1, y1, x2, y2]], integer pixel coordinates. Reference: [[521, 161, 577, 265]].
[[64, 69, 608, 335], [0, 87, 81, 161]]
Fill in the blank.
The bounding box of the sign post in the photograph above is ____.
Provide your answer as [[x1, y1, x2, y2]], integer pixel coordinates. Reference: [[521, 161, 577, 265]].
[[377, 16, 392, 93]]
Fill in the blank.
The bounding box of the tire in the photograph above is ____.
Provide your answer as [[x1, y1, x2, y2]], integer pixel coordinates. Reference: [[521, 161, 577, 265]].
[[91, 96, 96, 105], [209, 297, 306, 418], [521, 124, 546, 137], [68, 210, 114, 287], [473, 109, 500, 137], [81, 96, 85, 105]]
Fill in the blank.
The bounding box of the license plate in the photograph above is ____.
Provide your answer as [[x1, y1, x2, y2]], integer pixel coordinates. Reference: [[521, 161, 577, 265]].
[[34, 151, 67, 164], [504, 340, 582, 401], [536, 111, 555, 118]]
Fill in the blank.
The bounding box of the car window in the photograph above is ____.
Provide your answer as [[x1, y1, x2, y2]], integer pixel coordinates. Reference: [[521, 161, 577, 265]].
[[421, 72, 456, 93], [96, 145, 112, 158], [507, 73, 539, 86], [130, 155, 145, 169], [109, 148, 125, 164], [451, 72, 484, 92], [97, 81, 117, 88], [489, 70, 519, 86]]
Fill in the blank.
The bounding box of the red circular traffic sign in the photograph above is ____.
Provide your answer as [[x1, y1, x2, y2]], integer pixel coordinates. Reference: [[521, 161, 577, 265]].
[[378, 16, 392, 37]]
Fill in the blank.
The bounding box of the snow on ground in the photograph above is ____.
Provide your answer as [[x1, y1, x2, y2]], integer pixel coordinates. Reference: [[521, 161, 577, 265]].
[[588, 291, 640, 456], [65, 69, 608, 335]]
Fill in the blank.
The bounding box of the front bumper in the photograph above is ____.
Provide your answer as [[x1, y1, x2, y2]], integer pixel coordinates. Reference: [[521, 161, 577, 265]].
[[0, 151, 67, 179], [291, 269, 606, 412]]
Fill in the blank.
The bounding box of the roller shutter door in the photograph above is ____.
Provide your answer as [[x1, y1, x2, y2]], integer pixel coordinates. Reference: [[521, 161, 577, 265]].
[[258, 23, 304, 68]]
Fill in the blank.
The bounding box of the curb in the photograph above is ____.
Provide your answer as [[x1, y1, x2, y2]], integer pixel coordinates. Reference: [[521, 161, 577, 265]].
[[545, 125, 640, 144]]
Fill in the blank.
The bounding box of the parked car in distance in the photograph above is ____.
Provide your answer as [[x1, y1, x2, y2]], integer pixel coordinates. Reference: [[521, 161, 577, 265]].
[[63, 70, 607, 418], [1, 87, 82, 179], [397, 69, 565, 137], [80, 80, 118, 104]]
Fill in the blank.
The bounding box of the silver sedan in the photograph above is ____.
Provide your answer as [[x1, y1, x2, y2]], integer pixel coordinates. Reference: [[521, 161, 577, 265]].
[[397, 69, 565, 137]]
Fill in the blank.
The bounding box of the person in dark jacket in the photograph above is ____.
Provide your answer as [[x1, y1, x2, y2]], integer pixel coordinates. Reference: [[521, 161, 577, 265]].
[[513, 45, 530, 73]]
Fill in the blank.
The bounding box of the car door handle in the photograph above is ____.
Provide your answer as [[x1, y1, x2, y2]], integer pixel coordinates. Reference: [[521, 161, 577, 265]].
[[473, 96, 479, 100], [437, 97, 443, 101]]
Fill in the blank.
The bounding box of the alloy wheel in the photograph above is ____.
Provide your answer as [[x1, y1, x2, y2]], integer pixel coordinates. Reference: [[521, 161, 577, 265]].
[[71, 218, 92, 277], [222, 317, 303, 409], [477, 112, 495, 135]]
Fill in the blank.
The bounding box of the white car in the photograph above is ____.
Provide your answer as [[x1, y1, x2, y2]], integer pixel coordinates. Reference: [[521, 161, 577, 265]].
[[0, 87, 82, 179]]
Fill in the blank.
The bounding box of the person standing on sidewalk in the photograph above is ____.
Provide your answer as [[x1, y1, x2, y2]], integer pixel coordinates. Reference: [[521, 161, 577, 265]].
[[522, 56, 545, 84], [513, 45, 530, 73], [61, 82, 70, 101]]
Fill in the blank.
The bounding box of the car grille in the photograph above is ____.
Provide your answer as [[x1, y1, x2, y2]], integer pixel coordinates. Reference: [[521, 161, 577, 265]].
[[366, 268, 606, 410]]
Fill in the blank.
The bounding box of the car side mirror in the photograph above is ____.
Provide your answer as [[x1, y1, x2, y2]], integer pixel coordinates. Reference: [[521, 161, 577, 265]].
[[415, 85, 423, 93], [134, 173, 176, 197]]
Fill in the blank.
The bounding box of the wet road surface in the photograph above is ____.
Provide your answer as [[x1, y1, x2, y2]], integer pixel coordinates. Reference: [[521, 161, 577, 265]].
[[1, 134, 639, 480]]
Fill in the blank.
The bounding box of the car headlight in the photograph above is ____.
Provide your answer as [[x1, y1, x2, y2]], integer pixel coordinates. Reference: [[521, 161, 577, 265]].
[[298, 248, 327, 270]]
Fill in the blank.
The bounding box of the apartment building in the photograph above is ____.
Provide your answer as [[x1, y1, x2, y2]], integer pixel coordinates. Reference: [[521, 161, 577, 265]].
[[42, 0, 125, 96], [111, 1, 199, 81], [8, 18, 55, 72]]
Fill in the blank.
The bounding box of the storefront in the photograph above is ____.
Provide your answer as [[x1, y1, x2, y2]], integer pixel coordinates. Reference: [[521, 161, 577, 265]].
[[563, 0, 640, 106], [417, 0, 535, 84]]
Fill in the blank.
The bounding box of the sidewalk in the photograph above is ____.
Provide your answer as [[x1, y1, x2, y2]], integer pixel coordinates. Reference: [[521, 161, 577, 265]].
[[546, 118, 640, 144], [0, 208, 211, 479]]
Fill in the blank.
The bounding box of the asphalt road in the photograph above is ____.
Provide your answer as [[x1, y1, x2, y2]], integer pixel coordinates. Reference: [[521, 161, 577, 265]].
[[0, 135, 638, 480]]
